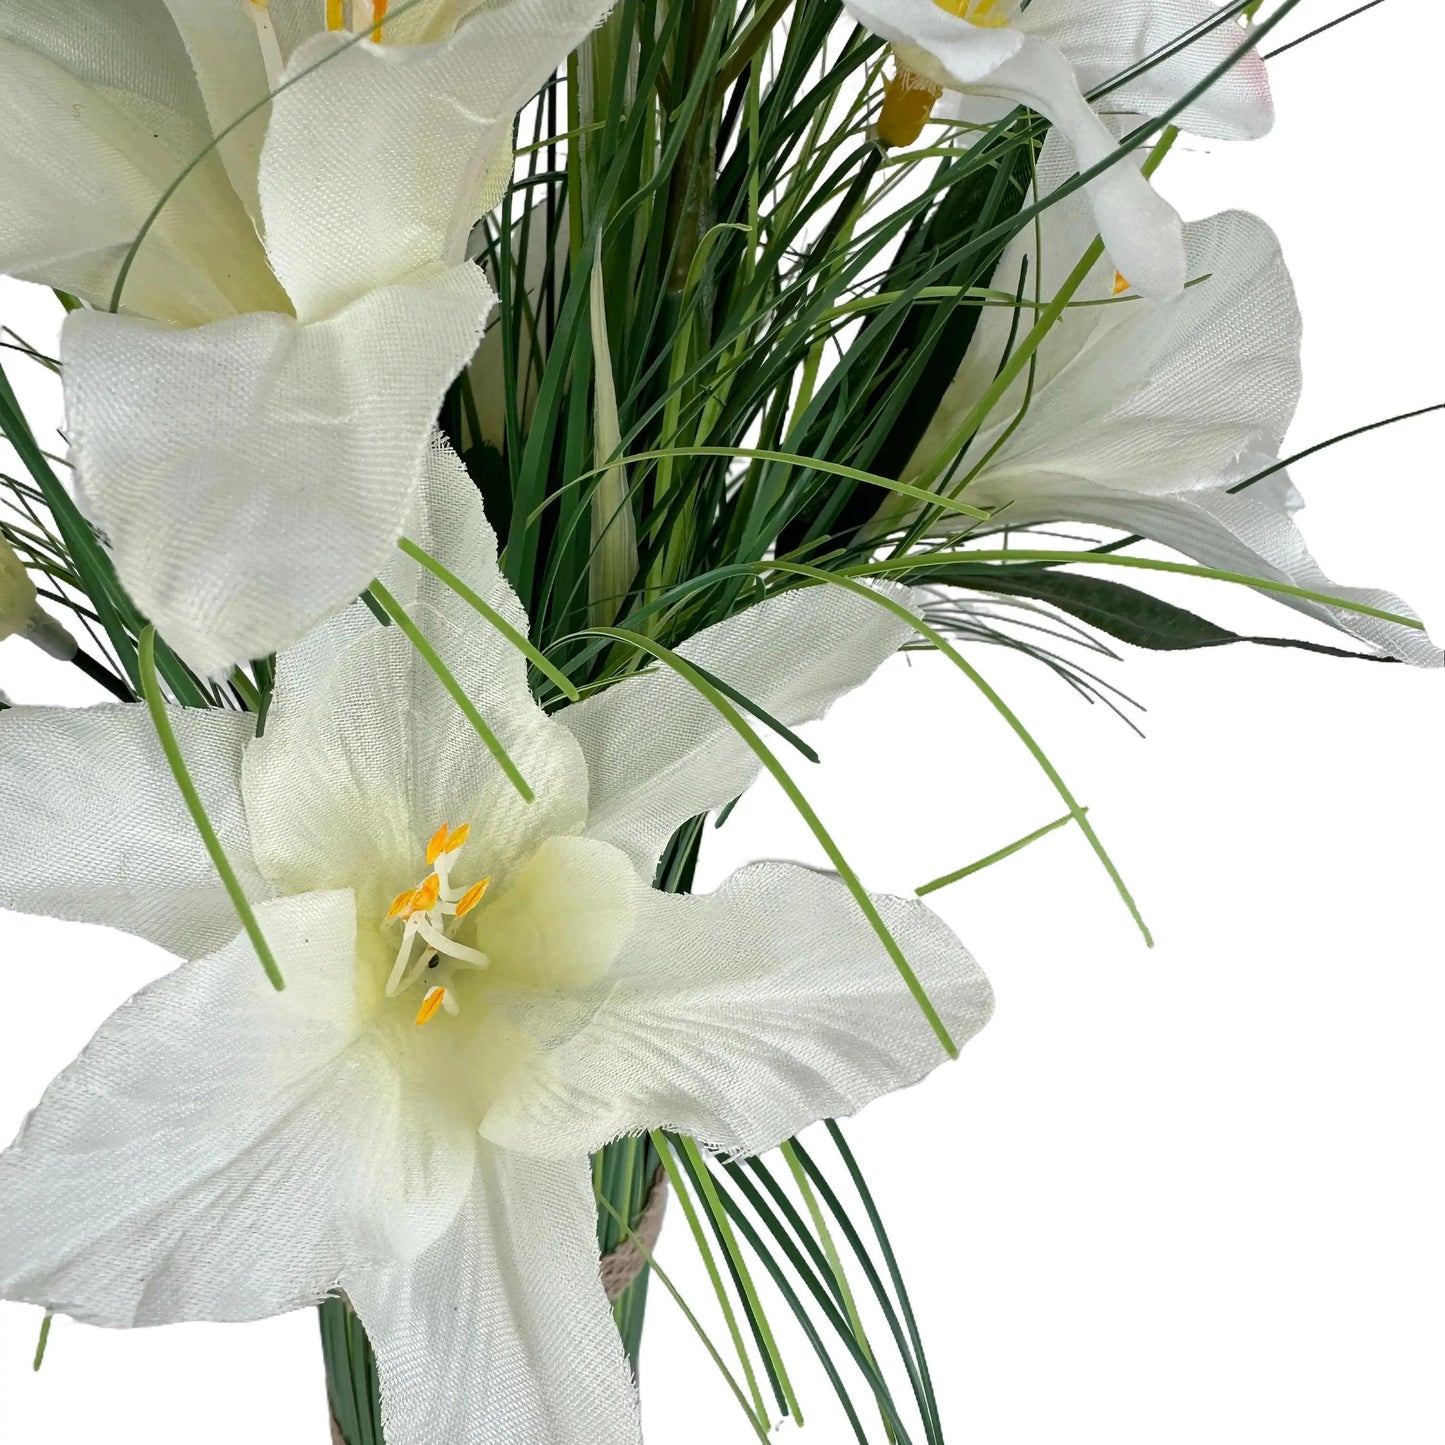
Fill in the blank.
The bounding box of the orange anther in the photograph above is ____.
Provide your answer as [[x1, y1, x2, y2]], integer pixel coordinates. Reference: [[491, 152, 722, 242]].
[[415, 986, 446, 1027], [1112, 271, 1131, 296], [425, 822, 452, 866], [453, 877, 491, 920], [325, 0, 344, 30], [386, 886, 417, 920], [443, 823, 470, 855], [411, 874, 440, 913], [373, 0, 388, 41]]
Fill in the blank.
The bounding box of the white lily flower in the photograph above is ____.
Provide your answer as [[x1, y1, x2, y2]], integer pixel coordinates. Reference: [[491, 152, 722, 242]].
[[844, 0, 1273, 297], [0, 442, 993, 1445], [0, 0, 614, 678], [899, 149, 1440, 665]]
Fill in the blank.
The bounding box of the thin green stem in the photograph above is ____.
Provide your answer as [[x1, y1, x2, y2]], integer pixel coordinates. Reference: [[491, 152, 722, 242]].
[[579, 624, 959, 1057], [396, 537, 580, 700], [138, 626, 283, 989], [367, 581, 535, 803], [917, 808, 1082, 896]]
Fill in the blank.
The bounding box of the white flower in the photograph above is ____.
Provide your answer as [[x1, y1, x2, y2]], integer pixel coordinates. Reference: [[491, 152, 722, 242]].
[[844, 0, 1274, 297], [0, 442, 993, 1445], [899, 149, 1440, 665], [0, 0, 614, 678]]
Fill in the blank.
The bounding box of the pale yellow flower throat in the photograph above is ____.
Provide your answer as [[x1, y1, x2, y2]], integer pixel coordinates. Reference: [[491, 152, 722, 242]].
[[384, 823, 491, 1027]]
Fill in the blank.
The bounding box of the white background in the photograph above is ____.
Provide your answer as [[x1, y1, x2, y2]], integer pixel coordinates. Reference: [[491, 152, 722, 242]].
[[2, 4, 1442, 1441]]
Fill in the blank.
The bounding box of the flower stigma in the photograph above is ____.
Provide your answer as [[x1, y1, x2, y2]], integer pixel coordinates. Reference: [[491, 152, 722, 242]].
[[383, 822, 492, 1026]]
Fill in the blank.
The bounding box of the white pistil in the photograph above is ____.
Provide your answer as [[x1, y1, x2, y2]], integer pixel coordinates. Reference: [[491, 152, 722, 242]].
[[247, 1, 285, 92], [413, 917, 489, 970]]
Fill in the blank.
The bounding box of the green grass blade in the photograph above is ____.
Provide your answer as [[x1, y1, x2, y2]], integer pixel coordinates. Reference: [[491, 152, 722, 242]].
[[916, 808, 1082, 896], [395, 537, 580, 700], [678, 1136, 804, 1424], [578, 623, 959, 1057], [865, 551, 1428, 632], [541, 445, 993, 525], [31, 1314, 52, 1372], [367, 580, 534, 803], [652, 1132, 772, 1427], [138, 625, 283, 989], [766, 564, 1151, 945], [594, 1190, 771, 1445]]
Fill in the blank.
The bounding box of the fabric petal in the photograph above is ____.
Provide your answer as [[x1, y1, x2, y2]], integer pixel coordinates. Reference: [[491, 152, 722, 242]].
[[963, 209, 1300, 499], [0, 701, 268, 956], [843, 0, 1024, 84], [978, 35, 1185, 297], [1021, 0, 1273, 141], [243, 442, 588, 898], [0, 13, 280, 321], [160, 0, 273, 222], [62, 264, 495, 678], [259, 0, 615, 321], [482, 863, 993, 1159], [344, 1147, 640, 1445], [0, 892, 474, 1326], [557, 581, 921, 881]]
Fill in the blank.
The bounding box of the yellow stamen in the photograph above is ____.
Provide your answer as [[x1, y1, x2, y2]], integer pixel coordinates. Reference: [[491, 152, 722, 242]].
[[877, 69, 943, 150], [1112, 271, 1131, 296], [412, 873, 441, 913], [386, 886, 418, 920], [443, 822, 470, 855], [325, 0, 344, 29], [454, 877, 491, 920], [415, 986, 447, 1027], [373, 0, 388, 42], [425, 822, 452, 866]]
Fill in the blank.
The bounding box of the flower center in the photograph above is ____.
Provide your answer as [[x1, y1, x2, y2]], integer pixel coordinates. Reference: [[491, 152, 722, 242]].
[[325, 0, 391, 41], [383, 822, 491, 1027], [933, 0, 1012, 26]]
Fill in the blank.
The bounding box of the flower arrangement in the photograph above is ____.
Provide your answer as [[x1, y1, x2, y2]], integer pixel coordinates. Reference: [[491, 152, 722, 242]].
[[0, 2, 1437, 1443]]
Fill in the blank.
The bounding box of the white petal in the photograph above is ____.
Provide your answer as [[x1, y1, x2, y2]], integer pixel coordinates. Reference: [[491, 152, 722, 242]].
[[0, 13, 280, 321], [0, 702, 268, 956], [0, 892, 473, 1325], [978, 35, 1185, 297], [62, 264, 495, 678], [903, 141, 1117, 487], [343, 1147, 640, 1445], [557, 581, 921, 880], [243, 442, 588, 897], [1020, 0, 1273, 140], [259, 0, 615, 321], [160, 0, 272, 221], [966, 210, 1299, 499], [482, 863, 993, 1160], [843, 0, 1025, 84]]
